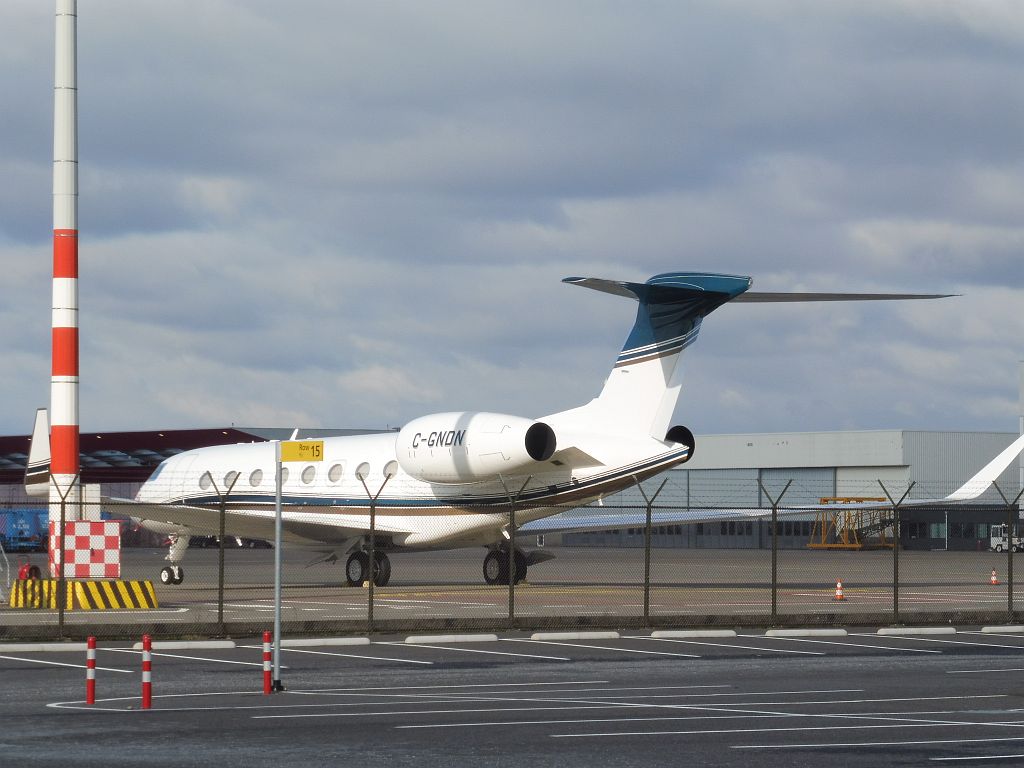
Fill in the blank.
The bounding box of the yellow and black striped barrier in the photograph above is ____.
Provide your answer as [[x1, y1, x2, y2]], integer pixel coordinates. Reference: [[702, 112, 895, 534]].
[[9, 580, 158, 610]]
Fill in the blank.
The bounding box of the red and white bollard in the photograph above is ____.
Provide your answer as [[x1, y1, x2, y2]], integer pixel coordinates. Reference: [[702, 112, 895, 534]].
[[262, 631, 272, 695], [85, 636, 96, 705], [141, 634, 152, 710]]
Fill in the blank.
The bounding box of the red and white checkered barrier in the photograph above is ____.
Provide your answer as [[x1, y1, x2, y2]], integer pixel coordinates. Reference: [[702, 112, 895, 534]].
[[48, 521, 121, 579]]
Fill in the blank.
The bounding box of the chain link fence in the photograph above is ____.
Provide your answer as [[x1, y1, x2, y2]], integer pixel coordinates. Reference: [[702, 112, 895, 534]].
[[1, 472, 1022, 640]]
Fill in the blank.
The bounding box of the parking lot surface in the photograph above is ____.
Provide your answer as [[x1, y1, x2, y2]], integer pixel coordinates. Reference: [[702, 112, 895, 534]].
[[4, 627, 1024, 766]]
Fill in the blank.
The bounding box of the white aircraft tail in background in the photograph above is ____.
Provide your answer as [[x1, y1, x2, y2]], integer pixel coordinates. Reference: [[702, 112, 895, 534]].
[[25, 272, 1023, 587]]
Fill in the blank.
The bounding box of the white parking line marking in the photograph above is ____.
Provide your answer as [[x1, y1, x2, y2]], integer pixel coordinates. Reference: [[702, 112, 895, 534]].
[[264, 646, 433, 665], [849, 634, 1024, 651], [931, 753, 1024, 761], [375, 642, 569, 661], [0, 654, 132, 673], [735, 736, 1024, 750], [753, 635, 942, 654], [503, 639, 700, 658], [639, 637, 823, 655], [104, 648, 274, 668]]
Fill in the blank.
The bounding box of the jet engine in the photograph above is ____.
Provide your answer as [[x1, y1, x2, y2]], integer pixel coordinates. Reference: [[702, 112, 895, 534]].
[[665, 425, 696, 462], [396, 412, 557, 484]]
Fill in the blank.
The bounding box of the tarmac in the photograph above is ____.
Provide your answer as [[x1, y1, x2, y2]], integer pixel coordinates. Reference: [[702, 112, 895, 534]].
[[3, 546, 1023, 638]]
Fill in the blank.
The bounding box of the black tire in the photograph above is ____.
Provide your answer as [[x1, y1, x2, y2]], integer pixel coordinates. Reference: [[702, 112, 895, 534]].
[[346, 552, 368, 587], [483, 550, 508, 585], [160, 566, 175, 585], [172, 565, 185, 584], [373, 552, 391, 587]]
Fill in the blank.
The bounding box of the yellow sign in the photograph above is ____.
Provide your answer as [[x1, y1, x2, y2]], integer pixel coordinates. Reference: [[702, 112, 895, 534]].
[[280, 440, 324, 462]]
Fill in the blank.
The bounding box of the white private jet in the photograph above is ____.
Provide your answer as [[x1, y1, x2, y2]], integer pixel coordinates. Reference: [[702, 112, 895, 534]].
[[25, 272, 1024, 587]]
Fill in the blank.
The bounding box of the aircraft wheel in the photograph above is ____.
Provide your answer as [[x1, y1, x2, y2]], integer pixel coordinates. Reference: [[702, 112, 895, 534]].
[[483, 550, 508, 585], [172, 565, 185, 584], [373, 552, 391, 587], [160, 566, 175, 585], [346, 552, 369, 587]]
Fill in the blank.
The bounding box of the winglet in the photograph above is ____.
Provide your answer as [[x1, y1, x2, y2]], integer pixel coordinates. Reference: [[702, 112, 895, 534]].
[[945, 433, 1024, 502], [25, 408, 50, 498]]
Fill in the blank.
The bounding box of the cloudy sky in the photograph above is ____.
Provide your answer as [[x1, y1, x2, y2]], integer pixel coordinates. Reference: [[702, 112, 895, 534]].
[[1, 1, 1022, 438]]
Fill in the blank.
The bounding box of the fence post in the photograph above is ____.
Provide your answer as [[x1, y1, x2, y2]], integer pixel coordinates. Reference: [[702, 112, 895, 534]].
[[879, 481, 914, 625], [498, 476, 532, 630], [758, 479, 791, 625], [356, 464, 397, 637], [993, 483, 1024, 622], [202, 471, 240, 638], [635, 477, 668, 626]]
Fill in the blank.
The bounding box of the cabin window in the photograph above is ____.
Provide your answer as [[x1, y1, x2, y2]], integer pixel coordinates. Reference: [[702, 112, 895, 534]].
[[278, 467, 289, 485], [249, 469, 263, 487], [198, 473, 212, 490], [301, 465, 316, 484], [224, 471, 239, 489], [328, 463, 343, 483]]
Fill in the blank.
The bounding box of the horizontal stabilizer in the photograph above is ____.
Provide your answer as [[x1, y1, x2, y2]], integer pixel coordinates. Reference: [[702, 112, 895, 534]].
[[548, 446, 604, 469], [733, 292, 956, 302]]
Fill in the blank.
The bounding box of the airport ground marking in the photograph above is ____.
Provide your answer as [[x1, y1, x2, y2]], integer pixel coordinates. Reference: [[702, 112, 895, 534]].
[[505, 638, 700, 658], [374, 641, 570, 661], [0, 654, 132, 673]]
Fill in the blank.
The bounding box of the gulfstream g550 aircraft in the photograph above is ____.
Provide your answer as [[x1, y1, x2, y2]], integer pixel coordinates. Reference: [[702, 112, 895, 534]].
[[25, 272, 1024, 586]]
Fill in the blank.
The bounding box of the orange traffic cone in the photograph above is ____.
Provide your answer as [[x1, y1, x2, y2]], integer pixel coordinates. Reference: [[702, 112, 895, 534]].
[[991, 569, 1000, 586], [833, 580, 845, 601]]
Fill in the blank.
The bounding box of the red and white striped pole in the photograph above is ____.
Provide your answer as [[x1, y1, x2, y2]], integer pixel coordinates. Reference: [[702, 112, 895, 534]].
[[50, 0, 81, 569], [262, 631, 272, 695], [85, 635, 96, 705], [141, 634, 152, 709]]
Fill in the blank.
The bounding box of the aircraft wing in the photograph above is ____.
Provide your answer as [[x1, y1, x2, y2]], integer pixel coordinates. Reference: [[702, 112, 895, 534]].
[[522, 433, 1024, 535], [103, 497, 416, 544]]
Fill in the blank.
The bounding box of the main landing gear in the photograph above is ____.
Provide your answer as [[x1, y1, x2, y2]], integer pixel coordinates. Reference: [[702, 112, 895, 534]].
[[346, 551, 392, 587], [483, 548, 527, 585]]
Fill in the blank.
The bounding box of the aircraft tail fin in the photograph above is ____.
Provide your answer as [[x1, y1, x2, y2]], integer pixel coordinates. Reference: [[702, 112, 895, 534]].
[[558, 272, 751, 439], [25, 408, 50, 498]]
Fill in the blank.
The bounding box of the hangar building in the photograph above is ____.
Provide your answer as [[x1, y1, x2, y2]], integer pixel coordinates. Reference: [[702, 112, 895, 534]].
[[566, 430, 1022, 552]]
